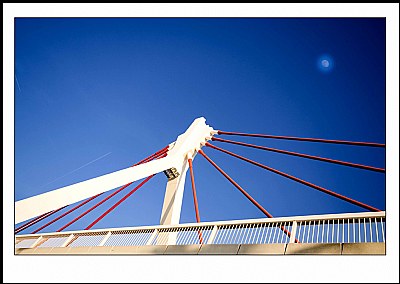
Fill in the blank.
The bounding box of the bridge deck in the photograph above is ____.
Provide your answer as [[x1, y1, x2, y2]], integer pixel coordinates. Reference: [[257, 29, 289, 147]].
[[15, 211, 386, 255], [16, 243, 385, 255]]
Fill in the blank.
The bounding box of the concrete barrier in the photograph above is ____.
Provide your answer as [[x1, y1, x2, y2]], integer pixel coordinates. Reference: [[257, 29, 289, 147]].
[[342, 243, 385, 255], [238, 244, 287, 255], [164, 244, 201, 255], [15, 248, 37, 255], [111, 245, 168, 254], [285, 243, 342, 255], [198, 244, 240, 255]]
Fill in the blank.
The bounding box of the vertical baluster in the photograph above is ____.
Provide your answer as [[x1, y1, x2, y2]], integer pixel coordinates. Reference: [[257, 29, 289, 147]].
[[186, 227, 194, 245], [184, 228, 191, 245], [215, 225, 223, 245], [258, 223, 266, 244], [278, 222, 285, 243], [348, 219, 350, 243], [381, 217, 385, 242], [135, 230, 143, 246], [369, 218, 373, 243], [234, 224, 242, 244], [219, 225, 227, 244], [321, 220, 325, 244], [277, 222, 283, 243], [221, 225, 229, 245], [264, 222, 271, 244], [143, 229, 153, 245], [275, 222, 281, 244], [271, 223, 278, 244], [184, 227, 191, 245], [297, 222, 302, 244], [248, 223, 256, 244], [238, 224, 243, 244], [253, 223, 259, 244], [135, 230, 142, 246], [242, 224, 250, 244], [326, 220, 330, 243], [207, 225, 218, 245], [234, 224, 240, 244], [259, 223, 265, 244], [342, 219, 345, 243], [187, 228, 194, 245], [253, 223, 260, 244], [140, 230, 148, 245], [306, 221, 310, 243], [242, 224, 248, 244], [375, 218, 379, 243], [144, 230, 151, 245], [227, 225, 235, 244], [131, 231, 138, 246], [179, 228, 185, 245], [363, 218, 367, 243], [238, 224, 247, 244], [311, 221, 315, 243], [316, 220, 320, 243]]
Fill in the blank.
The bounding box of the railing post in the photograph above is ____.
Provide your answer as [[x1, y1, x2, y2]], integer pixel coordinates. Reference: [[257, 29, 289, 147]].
[[61, 234, 75, 247], [98, 232, 111, 246], [207, 225, 218, 244], [146, 229, 158, 245], [30, 236, 43, 248], [289, 221, 298, 243]]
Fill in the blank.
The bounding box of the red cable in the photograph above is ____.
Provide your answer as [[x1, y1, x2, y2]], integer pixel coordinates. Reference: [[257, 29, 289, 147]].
[[133, 146, 169, 166], [57, 183, 134, 231], [198, 150, 273, 218], [85, 175, 155, 230], [198, 150, 298, 243], [31, 193, 103, 234], [84, 152, 168, 230], [15, 206, 67, 234], [56, 150, 167, 232], [17, 146, 167, 234], [217, 131, 385, 148], [188, 159, 201, 223], [188, 158, 203, 244], [15, 212, 49, 232], [212, 137, 385, 173], [206, 142, 381, 212]]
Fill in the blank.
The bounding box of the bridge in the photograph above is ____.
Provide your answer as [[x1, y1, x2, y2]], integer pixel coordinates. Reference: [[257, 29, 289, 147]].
[[15, 117, 385, 255]]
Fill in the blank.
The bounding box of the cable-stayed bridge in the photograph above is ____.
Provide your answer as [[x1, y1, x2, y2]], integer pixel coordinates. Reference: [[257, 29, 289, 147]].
[[15, 117, 385, 255]]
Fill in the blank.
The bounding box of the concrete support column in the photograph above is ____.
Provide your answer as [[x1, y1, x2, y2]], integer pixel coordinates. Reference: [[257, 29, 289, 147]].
[[160, 158, 189, 226], [159, 158, 189, 245]]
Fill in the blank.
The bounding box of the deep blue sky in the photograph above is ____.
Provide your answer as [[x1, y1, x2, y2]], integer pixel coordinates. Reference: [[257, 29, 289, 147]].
[[15, 18, 385, 233]]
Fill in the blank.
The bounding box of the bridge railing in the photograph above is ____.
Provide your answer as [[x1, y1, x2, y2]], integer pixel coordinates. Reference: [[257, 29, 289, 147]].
[[15, 211, 385, 249]]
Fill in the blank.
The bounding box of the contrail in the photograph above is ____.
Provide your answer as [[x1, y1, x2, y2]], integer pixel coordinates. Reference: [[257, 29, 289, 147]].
[[41, 152, 112, 187], [15, 74, 21, 92]]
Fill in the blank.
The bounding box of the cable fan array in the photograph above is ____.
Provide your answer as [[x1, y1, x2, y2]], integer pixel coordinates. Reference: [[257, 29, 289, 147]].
[[15, 130, 384, 241]]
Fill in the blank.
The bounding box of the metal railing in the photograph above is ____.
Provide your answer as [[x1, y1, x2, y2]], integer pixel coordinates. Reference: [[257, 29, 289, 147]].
[[15, 211, 385, 249]]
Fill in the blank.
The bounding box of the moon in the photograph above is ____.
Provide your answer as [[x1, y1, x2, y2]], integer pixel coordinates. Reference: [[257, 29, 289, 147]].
[[318, 55, 334, 72], [321, 59, 330, 68]]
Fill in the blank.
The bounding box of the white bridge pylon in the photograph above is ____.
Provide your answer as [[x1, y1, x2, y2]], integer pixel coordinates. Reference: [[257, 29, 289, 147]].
[[15, 117, 216, 225]]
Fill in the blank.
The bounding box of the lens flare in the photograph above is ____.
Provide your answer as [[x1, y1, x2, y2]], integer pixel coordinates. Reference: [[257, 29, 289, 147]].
[[318, 55, 334, 73]]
